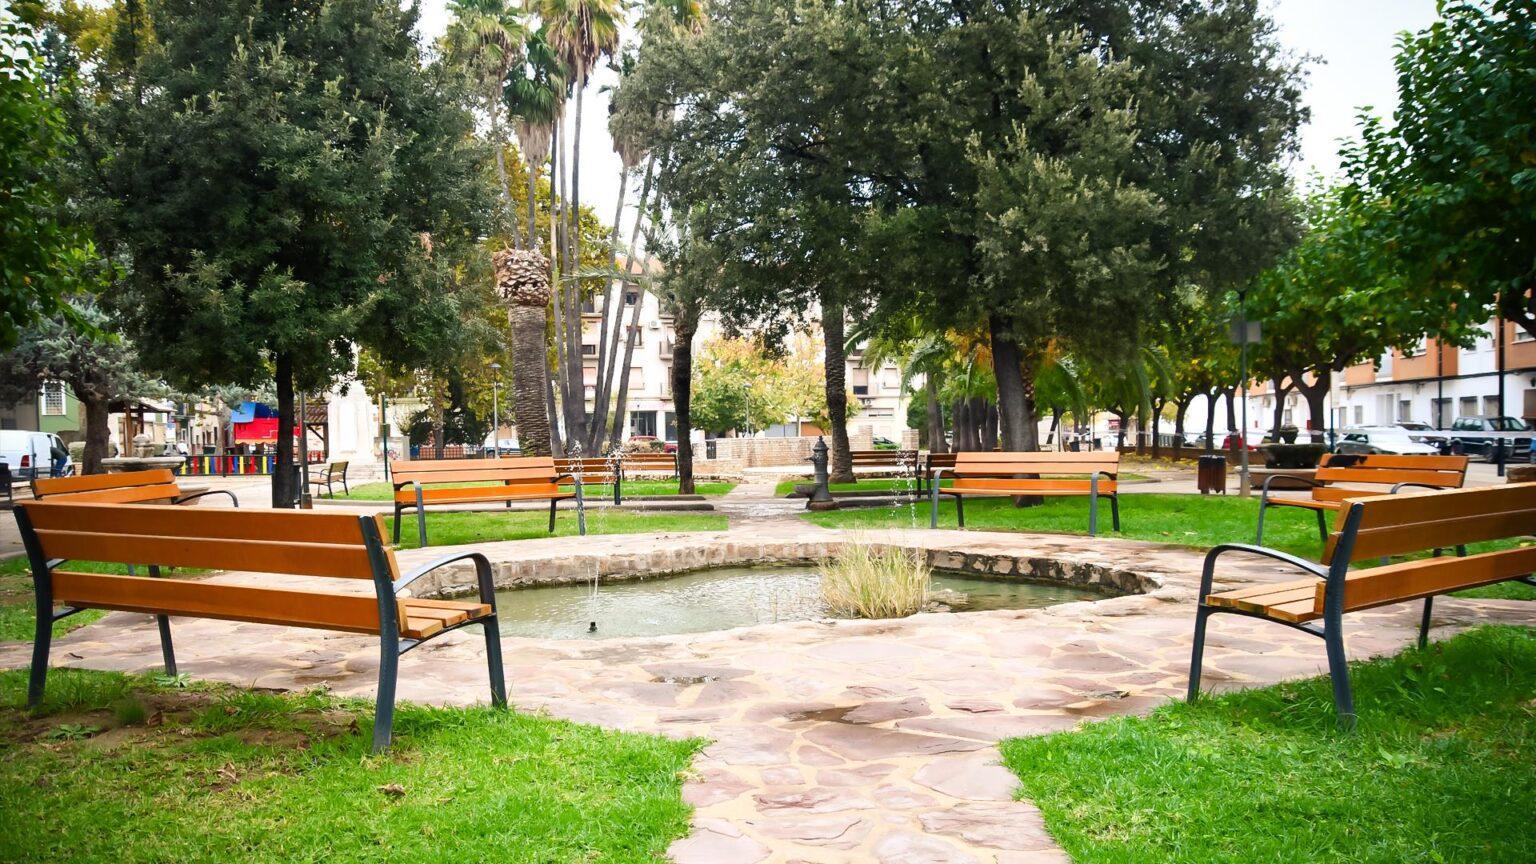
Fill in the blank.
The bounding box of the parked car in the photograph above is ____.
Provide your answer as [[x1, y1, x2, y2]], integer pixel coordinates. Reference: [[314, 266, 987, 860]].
[[1396, 421, 1451, 454], [1220, 432, 1265, 452], [871, 436, 899, 450], [0, 430, 72, 480], [1447, 416, 1532, 461], [1335, 427, 1441, 457]]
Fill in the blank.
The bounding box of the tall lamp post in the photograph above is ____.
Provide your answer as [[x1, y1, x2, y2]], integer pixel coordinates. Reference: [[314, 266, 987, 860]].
[[490, 362, 502, 459]]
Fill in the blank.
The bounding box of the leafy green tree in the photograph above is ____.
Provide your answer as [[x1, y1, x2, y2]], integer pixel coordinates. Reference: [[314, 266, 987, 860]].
[[1346, 0, 1535, 337], [0, 13, 92, 348], [100, 0, 494, 506], [0, 301, 148, 473], [689, 337, 789, 435]]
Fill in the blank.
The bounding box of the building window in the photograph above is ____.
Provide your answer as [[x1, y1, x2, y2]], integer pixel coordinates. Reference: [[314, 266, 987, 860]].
[[1398, 400, 1412, 423], [624, 291, 640, 306], [40, 381, 65, 416], [630, 410, 658, 437], [1352, 405, 1363, 425], [1459, 396, 1478, 419], [1432, 397, 1451, 428], [1483, 395, 1502, 417], [1515, 328, 1534, 343], [850, 368, 869, 396], [627, 367, 645, 393], [581, 343, 597, 357]]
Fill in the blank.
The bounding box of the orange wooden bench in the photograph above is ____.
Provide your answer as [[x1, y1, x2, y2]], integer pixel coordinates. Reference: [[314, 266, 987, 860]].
[[1191, 483, 1536, 726], [850, 449, 919, 468], [917, 452, 957, 496], [555, 457, 624, 505], [32, 468, 239, 507], [14, 501, 505, 751], [622, 451, 677, 478], [1256, 453, 1468, 543], [390, 456, 582, 547], [930, 451, 1121, 535]]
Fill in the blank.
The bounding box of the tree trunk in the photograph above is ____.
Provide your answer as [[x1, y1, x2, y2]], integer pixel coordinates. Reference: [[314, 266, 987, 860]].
[[589, 163, 631, 451], [1204, 391, 1218, 453], [605, 159, 658, 449], [272, 353, 296, 508], [976, 398, 997, 451], [1150, 397, 1166, 458], [672, 309, 698, 494], [1296, 372, 1330, 443], [509, 304, 552, 456], [489, 116, 520, 241], [1270, 379, 1292, 439], [952, 398, 973, 451], [820, 292, 855, 483], [545, 372, 563, 455], [525, 153, 540, 250], [79, 394, 110, 475], [1224, 386, 1237, 433], [988, 313, 1038, 451], [1114, 410, 1128, 451], [1048, 407, 1062, 449], [925, 374, 946, 453]]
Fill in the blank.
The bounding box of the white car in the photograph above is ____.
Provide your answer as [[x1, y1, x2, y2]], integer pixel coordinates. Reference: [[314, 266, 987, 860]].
[[0, 430, 72, 480], [1335, 427, 1440, 456]]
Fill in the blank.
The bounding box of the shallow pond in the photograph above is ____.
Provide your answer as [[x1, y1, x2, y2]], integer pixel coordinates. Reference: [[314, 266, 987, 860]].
[[493, 565, 1104, 639]]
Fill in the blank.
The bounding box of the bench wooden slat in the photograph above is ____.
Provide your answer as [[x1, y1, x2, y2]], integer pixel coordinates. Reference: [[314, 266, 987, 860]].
[[34, 530, 381, 579], [1324, 454, 1467, 471], [1326, 545, 1536, 613], [50, 570, 399, 634], [22, 500, 383, 546], [1206, 578, 1320, 612], [1348, 483, 1536, 529], [1314, 467, 1466, 487], [33, 469, 178, 496], [393, 467, 561, 484], [1263, 597, 1321, 623], [397, 485, 575, 505], [40, 484, 185, 505], [393, 456, 556, 473], [1328, 507, 1536, 563], [950, 478, 1117, 494]]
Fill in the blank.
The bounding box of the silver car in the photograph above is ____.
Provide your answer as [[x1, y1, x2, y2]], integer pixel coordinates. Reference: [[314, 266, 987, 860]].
[[1335, 427, 1441, 456]]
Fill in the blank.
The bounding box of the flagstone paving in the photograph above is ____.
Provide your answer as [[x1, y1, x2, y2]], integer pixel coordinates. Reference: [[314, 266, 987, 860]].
[[2, 507, 1533, 863]]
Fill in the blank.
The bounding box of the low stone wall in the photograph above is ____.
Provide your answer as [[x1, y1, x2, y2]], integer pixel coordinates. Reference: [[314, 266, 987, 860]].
[[412, 537, 1157, 601]]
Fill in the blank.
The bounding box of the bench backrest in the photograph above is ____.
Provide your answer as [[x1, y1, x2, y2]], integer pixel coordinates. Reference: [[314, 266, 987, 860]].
[[952, 451, 1119, 478], [324, 461, 348, 476], [851, 449, 918, 463], [555, 457, 619, 482], [925, 453, 958, 474], [391, 456, 559, 488], [15, 501, 408, 634], [1318, 483, 1536, 613], [1309, 454, 1467, 505], [32, 469, 183, 504]]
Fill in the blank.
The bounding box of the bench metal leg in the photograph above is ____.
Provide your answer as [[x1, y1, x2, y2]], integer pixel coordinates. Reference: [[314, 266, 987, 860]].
[[1418, 596, 1434, 650], [1186, 605, 1213, 702], [1110, 495, 1121, 532], [372, 633, 399, 754], [1088, 483, 1099, 537], [392, 504, 404, 544], [1315, 508, 1327, 542], [483, 617, 507, 707], [27, 600, 50, 709], [156, 615, 177, 676], [548, 499, 557, 532], [1322, 622, 1356, 730], [1255, 496, 1268, 544], [414, 484, 427, 548], [929, 484, 940, 529], [955, 495, 965, 528]]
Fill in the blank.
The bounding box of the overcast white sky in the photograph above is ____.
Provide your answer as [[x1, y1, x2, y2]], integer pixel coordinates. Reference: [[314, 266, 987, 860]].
[[415, 0, 1440, 231]]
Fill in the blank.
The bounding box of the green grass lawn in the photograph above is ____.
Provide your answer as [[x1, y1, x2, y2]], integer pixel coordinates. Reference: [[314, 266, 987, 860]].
[[804, 493, 1536, 600], [773, 474, 1150, 497], [388, 509, 728, 549], [1001, 625, 1536, 864], [0, 668, 701, 864], [0, 557, 130, 642], [338, 479, 734, 502]]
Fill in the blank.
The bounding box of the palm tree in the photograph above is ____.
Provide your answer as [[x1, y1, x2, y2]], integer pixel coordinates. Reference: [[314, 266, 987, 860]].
[[494, 248, 554, 455], [444, 0, 529, 240], [506, 26, 566, 250], [534, 0, 621, 448]]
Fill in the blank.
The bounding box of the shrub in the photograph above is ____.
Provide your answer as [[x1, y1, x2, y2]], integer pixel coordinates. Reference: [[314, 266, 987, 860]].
[[819, 542, 930, 619]]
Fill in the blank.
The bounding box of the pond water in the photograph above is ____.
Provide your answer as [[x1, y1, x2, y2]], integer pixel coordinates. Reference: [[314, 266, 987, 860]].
[[493, 565, 1104, 640]]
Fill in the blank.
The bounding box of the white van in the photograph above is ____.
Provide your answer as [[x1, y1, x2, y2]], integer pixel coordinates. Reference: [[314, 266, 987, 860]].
[[0, 430, 73, 480]]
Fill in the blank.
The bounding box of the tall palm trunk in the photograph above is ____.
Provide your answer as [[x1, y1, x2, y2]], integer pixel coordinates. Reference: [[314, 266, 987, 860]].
[[509, 305, 552, 455], [924, 374, 946, 453], [554, 107, 589, 449], [606, 157, 658, 447], [489, 112, 520, 240], [524, 158, 540, 250], [820, 290, 855, 484], [588, 164, 629, 452]]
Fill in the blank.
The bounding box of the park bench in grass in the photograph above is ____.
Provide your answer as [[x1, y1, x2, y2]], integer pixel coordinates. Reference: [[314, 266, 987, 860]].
[[390, 456, 583, 547], [14, 501, 505, 751], [308, 460, 350, 498], [32, 468, 239, 507], [622, 451, 677, 478], [917, 452, 957, 496], [1190, 482, 1536, 726], [851, 449, 920, 469], [930, 451, 1121, 536], [1255, 453, 1468, 544], [556, 457, 624, 505]]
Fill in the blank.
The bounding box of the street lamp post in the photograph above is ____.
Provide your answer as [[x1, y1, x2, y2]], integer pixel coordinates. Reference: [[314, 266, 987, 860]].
[[490, 362, 502, 459]]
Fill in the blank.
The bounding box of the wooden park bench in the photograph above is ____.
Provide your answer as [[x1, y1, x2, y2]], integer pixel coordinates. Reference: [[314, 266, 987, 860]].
[[1256, 453, 1468, 544], [1190, 482, 1536, 726], [930, 451, 1121, 535], [308, 460, 350, 498], [850, 449, 919, 469], [622, 451, 677, 478], [390, 456, 582, 547], [917, 452, 957, 496], [14, 501, 506, 752], [556, 457, 624, 505], [32, 468, 239, 507]]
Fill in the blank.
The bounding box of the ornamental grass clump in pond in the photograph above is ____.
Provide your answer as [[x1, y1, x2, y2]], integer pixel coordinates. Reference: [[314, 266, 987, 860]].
[[818, 542, 930, 619]]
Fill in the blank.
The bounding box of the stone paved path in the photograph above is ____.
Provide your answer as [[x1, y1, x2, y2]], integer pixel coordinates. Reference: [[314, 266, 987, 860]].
[[3, 484, 1533, 862]]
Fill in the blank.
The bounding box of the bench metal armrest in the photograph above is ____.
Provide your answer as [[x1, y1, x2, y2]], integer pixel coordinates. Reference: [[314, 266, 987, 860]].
[[1260, 473, 1325, 499], [175, 489, 240, 508], [1199, 542, 1328, 601], [396, 550, 496, 604], [1389, 481, 1445, 494]]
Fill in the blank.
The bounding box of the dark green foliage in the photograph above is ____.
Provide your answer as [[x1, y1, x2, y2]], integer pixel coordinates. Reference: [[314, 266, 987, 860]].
[[100, 0, 494, 504]]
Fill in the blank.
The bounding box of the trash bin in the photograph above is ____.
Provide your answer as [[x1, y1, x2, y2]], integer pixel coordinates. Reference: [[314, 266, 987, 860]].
[[1198, 454, 1227, 495]]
